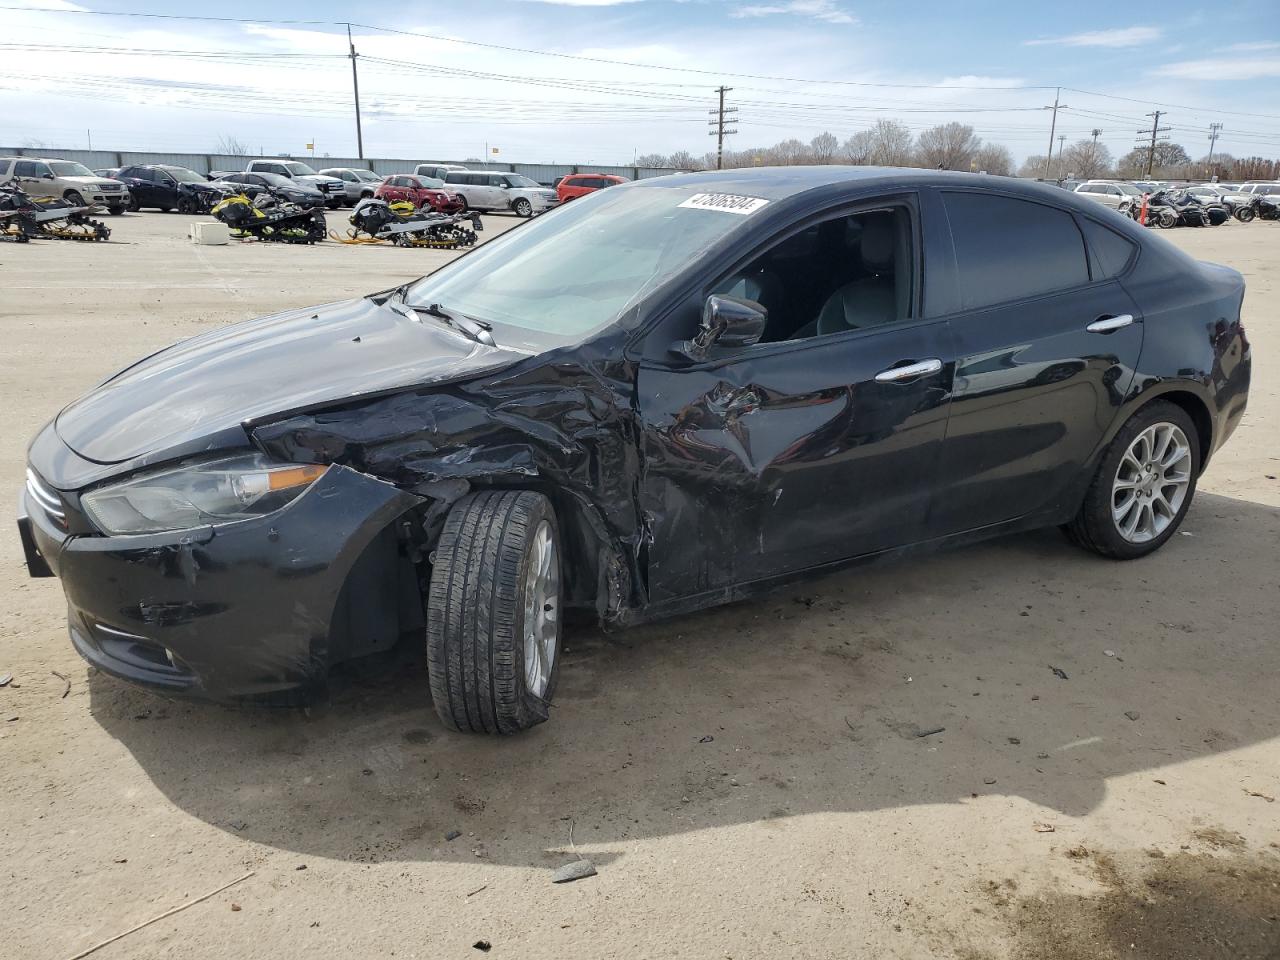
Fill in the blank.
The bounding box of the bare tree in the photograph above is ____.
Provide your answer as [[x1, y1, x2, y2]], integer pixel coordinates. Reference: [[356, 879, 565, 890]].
[[214, 134, 250, 156], [973, 143, 1014, 177], [915, 122, 981, 170], [1116, 142, 1190, 177], [1017, 154, 1050, 178], [1060, 139, 1112, 179], [842, 129, 875, 164], [667, 150, 699, 170], [635, 152, 669, 168], [864, 120, 915, 166], [810, 132, 839, 164]]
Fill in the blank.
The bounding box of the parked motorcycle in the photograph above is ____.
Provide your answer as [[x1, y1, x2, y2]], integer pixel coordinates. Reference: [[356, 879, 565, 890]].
[[1234, 194, 1280, 223], [1141, 191, 1180, 229], [0, 181, 111, 241], [211, 190, 327, 244], [333, 198, 483, 248]]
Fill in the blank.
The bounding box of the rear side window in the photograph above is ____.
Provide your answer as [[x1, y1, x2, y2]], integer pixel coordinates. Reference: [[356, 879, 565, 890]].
[[1080, 219, 1138, 279], [943, 192, 1090, 310]]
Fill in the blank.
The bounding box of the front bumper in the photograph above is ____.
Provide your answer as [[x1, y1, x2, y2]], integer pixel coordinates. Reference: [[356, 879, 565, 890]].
[[19, 464, 420, 700]]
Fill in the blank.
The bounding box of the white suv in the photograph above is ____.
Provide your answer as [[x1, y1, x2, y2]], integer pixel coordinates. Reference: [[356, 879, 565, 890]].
[[0, 157, 129, 214], [443, 171, 558, 217], [1073, 180, 1143, 212], [415, 163, 469, 180]]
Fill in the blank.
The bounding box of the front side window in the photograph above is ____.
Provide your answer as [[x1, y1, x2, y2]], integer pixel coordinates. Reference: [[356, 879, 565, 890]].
[[942, 192, 1089, 310], [404, 183, 758, 349], [708, 206, 915, 343], [131, 168, 155, 182]]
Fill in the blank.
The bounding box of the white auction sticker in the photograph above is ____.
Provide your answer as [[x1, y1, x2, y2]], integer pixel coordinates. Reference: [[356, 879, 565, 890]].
[[677, 193, 769, 215]]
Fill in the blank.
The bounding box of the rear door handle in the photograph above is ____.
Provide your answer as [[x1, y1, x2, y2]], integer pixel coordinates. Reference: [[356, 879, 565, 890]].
[[1086, 314, 1135, 333], [874, 358, 943, 383]]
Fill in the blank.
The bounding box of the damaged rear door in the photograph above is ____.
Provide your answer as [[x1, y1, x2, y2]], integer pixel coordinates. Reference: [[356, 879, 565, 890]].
[[636, 194, 954, 605]]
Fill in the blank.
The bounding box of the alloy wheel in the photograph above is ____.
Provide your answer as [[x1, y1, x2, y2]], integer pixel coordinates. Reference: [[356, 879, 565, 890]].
[[1112, 422, 1192, 544], [521, 519, 559, 699]]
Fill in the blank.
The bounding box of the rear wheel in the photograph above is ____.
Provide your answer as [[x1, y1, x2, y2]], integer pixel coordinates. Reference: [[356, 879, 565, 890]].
[[1235, 206, 1256, 223], [127, 193, 141, 212], [1064, 401, 1199, 560], [426, 491, 562, 734]]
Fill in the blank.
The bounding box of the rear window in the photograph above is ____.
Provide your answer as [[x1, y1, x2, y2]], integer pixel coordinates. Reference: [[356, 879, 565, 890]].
[[1080, 219, 1138, 279], [943, 192, 1090, 310]]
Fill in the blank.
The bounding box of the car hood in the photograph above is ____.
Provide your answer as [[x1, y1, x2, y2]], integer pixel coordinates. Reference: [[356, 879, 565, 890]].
[[54, 297, 528, 465], [295, 174, 343, 186]]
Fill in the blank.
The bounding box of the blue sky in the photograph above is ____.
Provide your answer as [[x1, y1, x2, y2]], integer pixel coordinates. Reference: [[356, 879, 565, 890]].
[[2, 0, 1278, 165]]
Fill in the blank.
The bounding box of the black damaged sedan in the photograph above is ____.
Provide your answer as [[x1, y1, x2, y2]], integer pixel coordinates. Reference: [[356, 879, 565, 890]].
[[19, 167, 1250, 734]]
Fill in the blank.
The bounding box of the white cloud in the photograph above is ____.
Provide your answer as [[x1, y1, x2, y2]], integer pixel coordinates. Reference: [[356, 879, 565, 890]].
[[1152, 56, 1280, 81], [1026, 26, 1160, 48], [516, 0, 645, 5], [732, 0, 857, 26], [1217, 41, 1280, 53]]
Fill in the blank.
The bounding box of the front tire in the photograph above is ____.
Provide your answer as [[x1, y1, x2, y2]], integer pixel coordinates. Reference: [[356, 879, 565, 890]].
[[1236, 206, 1256, 223], [107, 204, 125, 216], [64, 190, 86, 207], [513, 197, 533, 218], [426, 491, 562, 734], [1064, 401, 1200, 560]]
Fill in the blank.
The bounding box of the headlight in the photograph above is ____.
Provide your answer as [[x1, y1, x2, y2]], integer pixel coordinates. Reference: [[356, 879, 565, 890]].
[[81, 453, 326, 535]]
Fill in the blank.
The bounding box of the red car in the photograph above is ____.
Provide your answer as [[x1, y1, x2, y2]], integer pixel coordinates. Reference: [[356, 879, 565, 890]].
[[556, 173, 627, 203], [375, 174, 463, 213]]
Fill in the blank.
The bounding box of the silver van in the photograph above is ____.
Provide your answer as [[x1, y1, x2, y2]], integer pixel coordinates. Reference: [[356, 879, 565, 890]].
[[443, 171, 558, 217], [415, 163, 469, 181]]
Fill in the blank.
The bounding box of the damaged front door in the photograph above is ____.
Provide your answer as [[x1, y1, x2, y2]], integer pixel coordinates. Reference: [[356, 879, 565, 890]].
[[636, 201, 954, 606]]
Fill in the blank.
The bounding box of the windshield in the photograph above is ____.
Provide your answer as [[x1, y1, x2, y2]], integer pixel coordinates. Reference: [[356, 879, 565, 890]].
[[355, 170, 380, 181], [404, 183, 759, 349], [282, 161, 318, 176], [49, 161, 94, 178], [165, 167, 206, 183], [419, 176, 444, 188], [505, 174, 541, 188], [1114, 183, 1141, 196]]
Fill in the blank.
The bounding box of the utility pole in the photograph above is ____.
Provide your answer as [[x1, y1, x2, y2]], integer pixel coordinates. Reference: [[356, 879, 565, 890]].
[[1091, 128, 1102, 145], [1056, 134, 1067, 178], [1206, 122, 1223, 176], [1138, 111, 1170, 178], [1042, 87, 1067, 180], [347, 23, 364, 159], [708, 86, 737, 170]]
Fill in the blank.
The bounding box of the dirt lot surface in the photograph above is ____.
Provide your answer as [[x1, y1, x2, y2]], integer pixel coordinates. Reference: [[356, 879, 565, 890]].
[[1, 212, 1277, 960]]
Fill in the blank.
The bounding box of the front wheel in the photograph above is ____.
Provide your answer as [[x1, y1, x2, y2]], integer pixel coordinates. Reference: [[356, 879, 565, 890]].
[[455, 195, 469, 213], [1235, 206, 1256, 223], [1063, 401, 1200, 560], [426, 490, 561, 734], [177, 196, 196, 214], [64, 190, 86, 207], [107, 204, 125, 216], [513, 197, 533, 218]]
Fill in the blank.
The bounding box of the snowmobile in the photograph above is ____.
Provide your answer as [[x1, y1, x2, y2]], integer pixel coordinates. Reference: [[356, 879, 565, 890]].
[[332, 197, 482, 248], [210, 190, 327, 244], [0, 181, 111, 241]]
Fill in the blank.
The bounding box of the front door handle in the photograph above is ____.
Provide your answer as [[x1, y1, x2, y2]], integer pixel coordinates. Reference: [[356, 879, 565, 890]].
[[874, 358, 943, 383], [1086, 314, 1135, 333]]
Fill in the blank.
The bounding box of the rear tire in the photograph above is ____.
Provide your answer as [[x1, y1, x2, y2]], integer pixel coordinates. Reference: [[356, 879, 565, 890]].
[[1063, 401, 1200, 560], [1236, 206, 1256, 223], [426, 491, 562, 734], [127, 194, 141, 212]]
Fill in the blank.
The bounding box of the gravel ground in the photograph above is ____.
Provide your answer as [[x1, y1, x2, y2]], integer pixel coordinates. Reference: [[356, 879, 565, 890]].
[[1, 212, 1277, 960]]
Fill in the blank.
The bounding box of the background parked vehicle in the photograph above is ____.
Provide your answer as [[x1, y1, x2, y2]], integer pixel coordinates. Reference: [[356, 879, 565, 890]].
[[1238, 182, 1280, 195], [1073, 180, 1143, 215], [0, 156, 129, 215], [214, 171, 324, 207], [1185, 184, 1251, 211], [317, 167, 384, 205], [374, 174, 463, 213], [93, 167, 121, 179], [243, 159, 345, 209], [415, 163, 469, 180], [557, 173, 628, 203], [115, 164, 238, 213], [443, 170, 557, 217]]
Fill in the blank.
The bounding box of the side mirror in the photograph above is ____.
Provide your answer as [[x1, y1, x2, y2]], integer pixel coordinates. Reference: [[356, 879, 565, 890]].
[[42, 173, 54, 180], [674, 294, 767, 362]]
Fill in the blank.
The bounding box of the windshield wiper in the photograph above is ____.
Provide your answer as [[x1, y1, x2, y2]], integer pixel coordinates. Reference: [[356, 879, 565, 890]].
[[413, 302, 496, 346]]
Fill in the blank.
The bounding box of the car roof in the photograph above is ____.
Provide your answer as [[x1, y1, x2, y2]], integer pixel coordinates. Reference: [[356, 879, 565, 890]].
[[627, 166, 1120, 212]]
